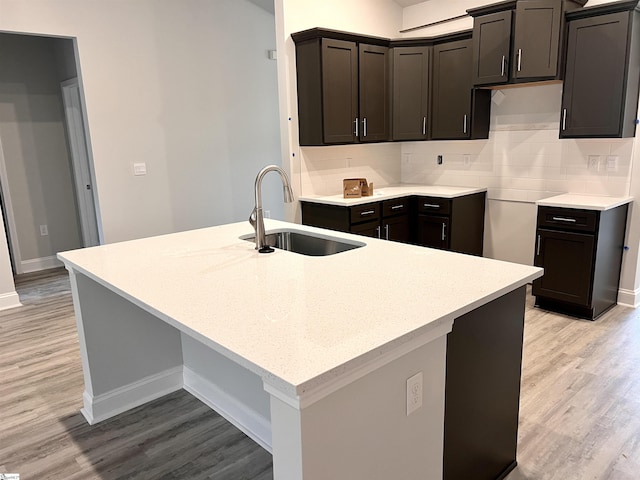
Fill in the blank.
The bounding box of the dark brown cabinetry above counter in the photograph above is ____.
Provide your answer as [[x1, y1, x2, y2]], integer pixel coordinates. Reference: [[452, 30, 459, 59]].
[[560, 0, 640, 138], [301, 192, 486, 256], [292, 30, 390, 146], [533, 204, 629, 319], [468, 0, 586, 86], [292, 28, 491, 145]]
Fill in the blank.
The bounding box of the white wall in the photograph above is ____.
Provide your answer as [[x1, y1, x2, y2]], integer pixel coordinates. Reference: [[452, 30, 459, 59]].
[[0, 0, 283, 244]]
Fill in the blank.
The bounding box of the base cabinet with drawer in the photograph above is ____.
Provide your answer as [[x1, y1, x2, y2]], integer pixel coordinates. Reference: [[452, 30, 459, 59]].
[[416, 193, 486, 256], [301, 192, 486, 255], [532, 204, 629, 320], [301, 197, 412, 244]]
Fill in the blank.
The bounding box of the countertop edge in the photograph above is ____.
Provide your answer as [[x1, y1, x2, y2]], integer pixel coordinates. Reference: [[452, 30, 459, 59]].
[[536, 195, 634, 211]]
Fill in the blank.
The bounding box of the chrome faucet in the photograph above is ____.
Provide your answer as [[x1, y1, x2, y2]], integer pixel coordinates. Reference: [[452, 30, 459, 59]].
[[249, 165, 294, 253]]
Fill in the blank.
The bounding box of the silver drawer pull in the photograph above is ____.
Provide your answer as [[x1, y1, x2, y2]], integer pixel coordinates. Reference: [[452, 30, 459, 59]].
[[537, 235, 541, 256], [385, 224, 389, 240], [361, 210, 376, 216], [391, 204, 404, 210], [441, 223, 446, 241], [423, 203, 440, 208], [376, 225, 381, 238], [552, 216, 577, 223]]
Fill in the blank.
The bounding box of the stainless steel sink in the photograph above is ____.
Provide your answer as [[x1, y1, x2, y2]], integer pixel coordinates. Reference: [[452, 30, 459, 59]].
[[241, 229, 365, 256]]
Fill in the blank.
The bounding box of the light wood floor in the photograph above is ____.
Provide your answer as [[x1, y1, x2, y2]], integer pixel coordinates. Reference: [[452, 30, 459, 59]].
[[1, 269, 639, 479]]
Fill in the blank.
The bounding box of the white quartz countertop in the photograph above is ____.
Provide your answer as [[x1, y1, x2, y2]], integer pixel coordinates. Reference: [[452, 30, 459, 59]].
[[536, 194, 633, 211], [58, 220, 541, 397], [299, 185, 487, 206]]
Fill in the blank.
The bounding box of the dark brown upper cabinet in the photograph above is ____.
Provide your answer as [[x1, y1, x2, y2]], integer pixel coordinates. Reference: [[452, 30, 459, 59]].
[[391, 46, 431, 141], [560, 0, 640, 138], [292, 28, 390, 146], [431, 35, 491, 140], [469, 0, 586, 87]]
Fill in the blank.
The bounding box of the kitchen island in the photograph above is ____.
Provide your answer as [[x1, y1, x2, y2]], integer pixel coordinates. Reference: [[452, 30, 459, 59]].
[[58, 220, 542, 479]]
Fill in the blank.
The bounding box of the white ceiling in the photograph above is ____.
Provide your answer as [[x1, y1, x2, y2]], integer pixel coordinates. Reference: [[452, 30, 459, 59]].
[[247, 0, 430, 15]]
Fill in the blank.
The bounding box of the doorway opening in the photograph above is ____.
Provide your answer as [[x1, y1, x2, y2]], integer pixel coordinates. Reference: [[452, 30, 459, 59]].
[[0, 32, 100, 276]]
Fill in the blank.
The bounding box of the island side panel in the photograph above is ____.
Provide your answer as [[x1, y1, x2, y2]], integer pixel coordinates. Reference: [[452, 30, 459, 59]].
[[68, 269, 184, 424], [444, 286, 527, 480], [181, 334, 272, 451], [269, 335, 448, 480]]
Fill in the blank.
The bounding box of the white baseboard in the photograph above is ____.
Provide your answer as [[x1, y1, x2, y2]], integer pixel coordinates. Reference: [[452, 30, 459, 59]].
[[21, 255, 63, 274], [617, 288, 640, 308], [81, 366, 183, 425], [183, 366, 272, 453], [0, 291, 21, 311]]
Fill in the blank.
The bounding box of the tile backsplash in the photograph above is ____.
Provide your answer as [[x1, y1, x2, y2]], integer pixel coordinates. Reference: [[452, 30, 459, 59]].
[[299, 84, 634, 201]]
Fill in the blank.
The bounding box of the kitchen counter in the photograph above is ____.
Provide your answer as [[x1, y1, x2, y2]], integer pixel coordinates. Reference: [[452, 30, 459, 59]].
[[58, 220, 541, 480], [299, 184, 487, 206], [537, 193, 633, 211]]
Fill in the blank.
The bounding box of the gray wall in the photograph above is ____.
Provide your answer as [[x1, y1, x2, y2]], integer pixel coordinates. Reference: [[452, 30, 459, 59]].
[[0, 33, 82, 266]]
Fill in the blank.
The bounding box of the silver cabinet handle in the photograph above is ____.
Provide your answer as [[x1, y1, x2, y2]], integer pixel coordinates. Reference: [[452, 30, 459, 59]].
[[562, 109, 567, 131], [363, 117, 367, 137], [441, 223, 446, 241], [376, 225, 381, 239], [423, 203, 440, 208], [501, 55, 506, 76], [422, 116, 426, 135], [463, 114, 467, 135], [360, 210, 376, 216], [354, 117, 359, 137], [391, 204, 404, 210], [385, 224, 389, 240], [552, 216, 577, 223], [517, 48, 522, 72], [537, 234, 541, 256]]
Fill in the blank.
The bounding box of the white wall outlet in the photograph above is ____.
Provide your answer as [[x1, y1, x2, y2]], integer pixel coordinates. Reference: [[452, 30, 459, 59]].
[[133, 162, 147, 176], [264, 210, 271, 219], [588, 155, 600, 172], [606, 156, 619, 172], [40, 224, 48, 236], [406, 371, 423, 416], [463, 154, 471, 166]]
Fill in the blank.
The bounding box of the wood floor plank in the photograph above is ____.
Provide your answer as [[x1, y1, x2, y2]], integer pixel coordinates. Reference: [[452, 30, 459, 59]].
[[2, 268, 640, 479]]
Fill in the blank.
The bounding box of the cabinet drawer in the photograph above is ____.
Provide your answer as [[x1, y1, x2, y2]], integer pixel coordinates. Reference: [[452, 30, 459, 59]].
[[350, 203, 380, 223], [537, 207, 598, 233], [417, 197, 451, 215], [382, 198, 409, 217]]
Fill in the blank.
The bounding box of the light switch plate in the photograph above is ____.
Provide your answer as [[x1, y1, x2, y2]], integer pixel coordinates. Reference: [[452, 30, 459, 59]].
[[133, 163, 147, 176]]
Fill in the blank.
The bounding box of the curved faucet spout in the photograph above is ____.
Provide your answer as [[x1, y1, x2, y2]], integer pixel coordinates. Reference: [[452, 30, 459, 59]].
[[250, 165, 294, 253]]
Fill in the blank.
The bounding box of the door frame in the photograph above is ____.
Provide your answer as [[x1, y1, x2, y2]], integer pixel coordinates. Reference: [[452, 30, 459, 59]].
[[0, 136, 23, 273], [61, 77, 100, 247]]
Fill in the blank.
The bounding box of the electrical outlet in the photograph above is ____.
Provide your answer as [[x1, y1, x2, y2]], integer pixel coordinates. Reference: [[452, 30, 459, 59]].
[[406, 371, 423, 416], [588, 155, 600, 172], [606, 156, 619, 172], [40, 225, 48, 236], [133, 162, 147, 176], [463, 154, 471, 166], [264, 210, 271, 219], [437, 155, 443, 165]]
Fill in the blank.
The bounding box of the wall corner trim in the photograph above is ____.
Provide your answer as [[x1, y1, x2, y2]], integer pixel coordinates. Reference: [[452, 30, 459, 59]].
[[0, 291, 22, 311], [617, 287, 640, 308]]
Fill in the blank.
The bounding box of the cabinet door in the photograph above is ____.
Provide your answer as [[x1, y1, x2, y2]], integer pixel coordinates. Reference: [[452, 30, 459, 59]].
[[560, 11, 632, 138], [512, 0, 561, 80], [472, 10, 512, 85], [432, 39, 473, 140], [359, 44, 390, 142], [392, 46, 430, 140], [350, 221, 381, 239], [322, 38, 358, 144], [383, 214, 411, 243], [417, 215, 450, 250], [532, 228, 595, 307]]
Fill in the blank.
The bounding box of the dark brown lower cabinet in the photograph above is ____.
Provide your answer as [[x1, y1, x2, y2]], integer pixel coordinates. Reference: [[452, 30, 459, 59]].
[[416, 192, 486, 256], [532, 204, 629, 320], [444, 286, 526, 480]]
